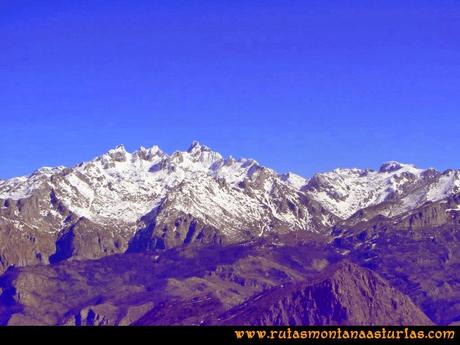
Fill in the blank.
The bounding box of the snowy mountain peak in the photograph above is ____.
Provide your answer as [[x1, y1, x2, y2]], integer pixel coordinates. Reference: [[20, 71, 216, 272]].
[[111, 144, 127, 153], [187, 141, 211, 154], [104, 144, 129, 162], [31, 166, 66, 177], [134, 145, 163, 161], [379, 161, 414, 173], [279, 172, 308, 190], [168, 142, 224, 169], [303, 160, 455, 219]]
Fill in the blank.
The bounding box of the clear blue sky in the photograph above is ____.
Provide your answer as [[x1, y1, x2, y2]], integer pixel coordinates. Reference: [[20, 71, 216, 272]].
[[1, 0, 459, 179]]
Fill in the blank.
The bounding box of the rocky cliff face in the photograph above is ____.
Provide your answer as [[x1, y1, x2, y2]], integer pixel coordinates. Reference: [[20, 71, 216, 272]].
[[209, 261, 431, 326]]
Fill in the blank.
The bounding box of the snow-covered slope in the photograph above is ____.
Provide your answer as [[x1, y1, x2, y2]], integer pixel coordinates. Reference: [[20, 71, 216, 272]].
[[0, 166, 65, 200], [0, 142, 321, 237], [304, 161, 459, 219]]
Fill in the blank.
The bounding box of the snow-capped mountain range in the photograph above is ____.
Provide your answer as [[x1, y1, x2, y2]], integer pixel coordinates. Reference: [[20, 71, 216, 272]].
[[1, 142, 316, 236], [305, 161, 460, 219], [0, 141, 459, 272], [1, 142, 459, 231]]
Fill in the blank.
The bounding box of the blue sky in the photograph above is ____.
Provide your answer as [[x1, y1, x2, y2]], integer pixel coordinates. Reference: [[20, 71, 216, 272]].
[[1, 0, 459, 179]]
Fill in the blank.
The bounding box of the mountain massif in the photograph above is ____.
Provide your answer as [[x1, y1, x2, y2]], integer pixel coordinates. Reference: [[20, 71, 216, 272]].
[[0, 142, 459, 325]]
